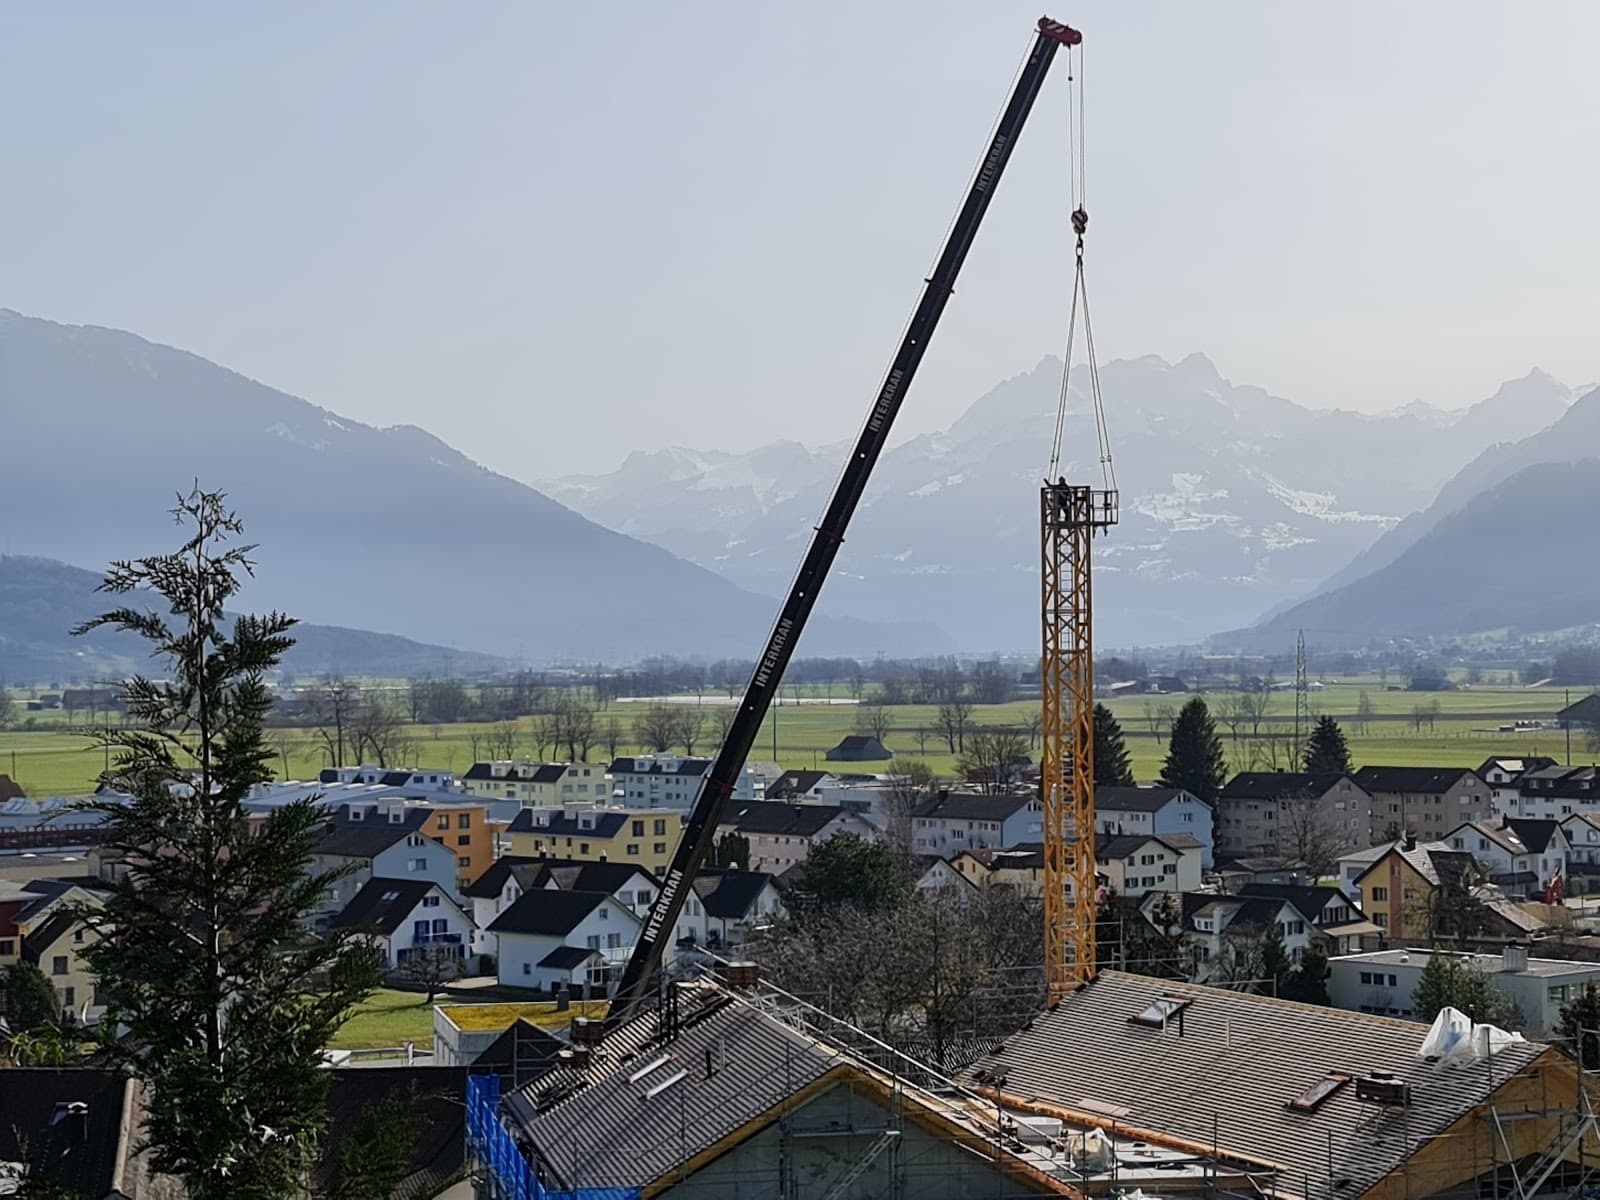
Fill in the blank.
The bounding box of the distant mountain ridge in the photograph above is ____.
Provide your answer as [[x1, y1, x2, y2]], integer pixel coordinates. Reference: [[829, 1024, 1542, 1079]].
[[0, 309, 942, 662], [542, 354, 1573, 649], [0, 555, 511, 682], [1225, 386, 1600, 649]]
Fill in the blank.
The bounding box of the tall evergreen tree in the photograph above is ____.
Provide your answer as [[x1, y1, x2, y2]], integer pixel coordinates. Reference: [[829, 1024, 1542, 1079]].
[[1093, 703, 1134, 787], [1557, 983, 1600, 1069], [73, 488, 383, 1200], [1158, 697, 1227, 804], [1302, 714, 1353, 775], [3, 961, 62, 1033]]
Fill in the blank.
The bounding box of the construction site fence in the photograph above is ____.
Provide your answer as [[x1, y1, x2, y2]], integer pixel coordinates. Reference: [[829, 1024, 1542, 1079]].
[[466, 1074, 640, 1200]]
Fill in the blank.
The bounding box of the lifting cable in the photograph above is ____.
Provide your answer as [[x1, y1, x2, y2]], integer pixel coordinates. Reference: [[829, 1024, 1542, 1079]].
[[1047, 40, 1116, 494]]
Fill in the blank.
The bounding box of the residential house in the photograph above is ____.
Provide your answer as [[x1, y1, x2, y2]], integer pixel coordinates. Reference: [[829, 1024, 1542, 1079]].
[[1139, 890, 1317, 982], [1443, 817, 1568, 899], [1560, 812, 1600, 880], [764, 769, 836, 801], [1213, 855, 1313, 892], [506, 805, 685, 877], [1557, 692, 1600, 729], [489, 889, 641, 993], [1504, 764, 1600, 821], [951, 845, 1046, 896], [317, 764, 458, 789], [719, 802, 878, 873], [461, 760, 613, 807], [1235, 882, 1381, 955], [911, 791, 1042, 857], [911, 856, 975, 896], [0, 1069, 172, 1197], [22, 903, 104, 1024], [691, 868, 786, 949], [1352, 765, 1491, 841], [1330, 945, 1600, 1034], [824, 734, 891, 762], [463, 855, 663, 957], [1215, 772, 1369, 863], [1346, 838, 1541, 942], [608, 753, 771, 808], [308, 804, 460, 925], [331, 877, 473, 971], [1479, 756, 1561, 817], [1096, 784, 1215, 868], [1095, 832, 1204, 898]]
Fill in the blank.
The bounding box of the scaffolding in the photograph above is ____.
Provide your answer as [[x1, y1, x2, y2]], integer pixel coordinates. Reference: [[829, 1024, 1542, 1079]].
[[1040, 481, 1117, 1002]]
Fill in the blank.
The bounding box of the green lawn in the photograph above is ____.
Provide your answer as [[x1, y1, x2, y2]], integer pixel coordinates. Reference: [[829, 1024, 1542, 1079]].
[[330, 988, 440, 1050], [2, 676, 1591, 798]]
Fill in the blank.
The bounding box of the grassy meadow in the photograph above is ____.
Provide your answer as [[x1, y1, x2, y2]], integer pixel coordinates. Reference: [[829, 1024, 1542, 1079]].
[[1, 676, 1591, 798]]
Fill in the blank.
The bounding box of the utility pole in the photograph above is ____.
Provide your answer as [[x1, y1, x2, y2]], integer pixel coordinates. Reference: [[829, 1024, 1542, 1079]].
[[1294, 630, 1308, 755]]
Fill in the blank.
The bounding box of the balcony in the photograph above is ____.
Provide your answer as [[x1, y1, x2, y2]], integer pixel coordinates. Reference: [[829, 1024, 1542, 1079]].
[[412, 932, 463, 947]]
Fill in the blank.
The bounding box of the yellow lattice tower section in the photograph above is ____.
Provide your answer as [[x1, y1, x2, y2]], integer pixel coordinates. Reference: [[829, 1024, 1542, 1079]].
[[1041, 482, 1118, 1003]]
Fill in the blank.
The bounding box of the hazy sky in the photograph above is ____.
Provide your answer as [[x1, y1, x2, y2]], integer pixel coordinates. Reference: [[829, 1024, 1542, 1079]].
[[4, 2, 1598, 478]]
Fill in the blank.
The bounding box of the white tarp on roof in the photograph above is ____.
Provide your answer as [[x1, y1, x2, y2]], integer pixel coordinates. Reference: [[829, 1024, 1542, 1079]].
[[1419, 1006, 1525, 1063]]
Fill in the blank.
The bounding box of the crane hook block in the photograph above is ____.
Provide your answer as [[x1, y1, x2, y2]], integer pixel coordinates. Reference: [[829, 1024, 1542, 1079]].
[[1038, 17, 1084, 47], [1071, 207, 1088, 236]]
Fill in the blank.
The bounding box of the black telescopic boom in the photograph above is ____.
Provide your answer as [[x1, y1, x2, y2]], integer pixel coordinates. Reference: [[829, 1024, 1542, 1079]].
[[608, 16, 1083, 1023]]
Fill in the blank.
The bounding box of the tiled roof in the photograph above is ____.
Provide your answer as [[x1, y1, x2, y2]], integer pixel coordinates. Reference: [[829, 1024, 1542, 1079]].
[[318, 1068, 467, 1200], [610, 756, 713, 777], [912, 792, 1036, 823], [1505, 817, 1561, 854], [1095, 785, 1192, 812], [962, 970, 1551, 1200], [313, 805, 430, 858], [538, 945, 600, 970], [724, 802, 856, 838], [0, 1068, 127, 1197], [461, 855, 543, 898], [506, 809, 631, 838], [330, 877, 442, 936], [1352, 765, 1480, 793], [693, 869, 777, 919], [21, 911, 78, 962], [1236, 882, 1350, 924], [463, 761, 566, 784], [765, 769, 831, 799], [486, 889, 622, 938], [1219, 772, 1349, 801]]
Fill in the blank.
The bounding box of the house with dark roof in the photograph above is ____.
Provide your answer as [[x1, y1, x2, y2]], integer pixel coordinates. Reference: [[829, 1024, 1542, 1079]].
[[18, 885, 107, 1025], [1216, 772, 1369, 865], [824, 733, 891, 762], [1501, 763, 1600, 820], [912, 791, 1042, 857], [1353, 765, 1491, 842], [331, 877, 474, 971], [506, 804, 685, 878], [1095, 831, 1204, 897], [463, 855, 664, 958], [318, 1067, 467, 1200], [1235, 881, 1380, 953], [0, 1069, 177, 1197], [487, 888, 641, 993], [691, 868, 785, 949], [950, 844, 1047, 894], [1096, 783, 1215, 867], [1558, 692, 1600, 728], [1138, 890, 1321, 982], [309, 804, 460, 923], [1443, 817, 1569, 899], [764, 768, 836, 801], [459, 759, 611, 808], [718, 802, 878, 873]]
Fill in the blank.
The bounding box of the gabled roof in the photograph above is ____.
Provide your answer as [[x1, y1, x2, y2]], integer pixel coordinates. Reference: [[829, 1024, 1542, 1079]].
[[961, 970, 1551, 1200], [724, 802, 858, 838], [0, 1068, 128, 1197], [1236, 882, 1351, 924], [506, 808, 631, 838], [487, 889, 635, 938], [610, 756, 713, 777], [1095, 785, 1193, 812], [471, 1019, 566, 1089], [313, 805, 431, 859], [319, 1067, 467, 1200], [1359, 842, 1477, 888], [1219, 772, 1350, 801], [824, 734, 891, 761], [461, 855, 544, 898], [537, 945, 600, 970], [1095, 831, 1195, 861], [1505, 817, 1562, 854], [1476, 755, 1558, 780], [1352, 765, 1481, 793], [956, 844, 1046, 871], [693, 868, 778, 919], [330, 877, 450, 936], [1557, 693, 1600, 725], [536, 859, 659, 896], [1165, 891, 1295, 934], [765, 769, 832, 799], [912, 791, 1036, 823], [463, 761, 568, 784], [22, 910, 79, 962]]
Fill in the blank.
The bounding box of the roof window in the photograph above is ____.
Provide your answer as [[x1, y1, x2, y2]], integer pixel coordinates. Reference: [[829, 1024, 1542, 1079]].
[[642, 1068, 689, 1100], [1288, 1072, 1351, 1113], [1129, 996, 1191, 1028]]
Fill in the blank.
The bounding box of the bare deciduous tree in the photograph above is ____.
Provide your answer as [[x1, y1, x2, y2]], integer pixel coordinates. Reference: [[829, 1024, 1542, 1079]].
[[347, 697, 411, 768], [403, 945, 464, 1003], [304, 678, 360, 768], [858, 700, 895, 744], [712, 705, 738, 747], [936, 700, 973, 754], [635, 704, 678, 754], [603, 716, 625, 759], [674, 706, 706, 756], [959, 727, 1031, 794]]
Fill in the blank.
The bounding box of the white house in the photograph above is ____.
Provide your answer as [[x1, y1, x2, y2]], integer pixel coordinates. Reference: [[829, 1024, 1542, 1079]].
[[1095, 833, 1204, 898], [1498, 764, 1600, 822], [1561, 813, 1600, 874], [463, 856, 665, 958], [489, 889, 643, 993], [718, 803, 879, 873], [609, 755, 770, 809], [1096, 785, 1215, 869], [1140, 891, 1318, 984], [330, 877, 473, 971], [910, 792, 1042, 858], [308, 805, 461, 924], [912, 857, 975, 897], [1443, 817, 1568, 898], [691, 869, 786, 950]]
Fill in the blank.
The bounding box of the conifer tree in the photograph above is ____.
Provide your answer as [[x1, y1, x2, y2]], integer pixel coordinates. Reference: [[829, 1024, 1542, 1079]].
[[73, 487, 383, 1200], [1158, 697, 1227, 804], [1302, 714, 1353, 775], [1093, 703, 1134, 787], [2, 961, 61, 1033]]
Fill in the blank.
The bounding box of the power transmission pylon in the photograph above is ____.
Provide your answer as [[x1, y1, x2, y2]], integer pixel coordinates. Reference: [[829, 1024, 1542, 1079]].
[[1041, 483, 1117, 1002]]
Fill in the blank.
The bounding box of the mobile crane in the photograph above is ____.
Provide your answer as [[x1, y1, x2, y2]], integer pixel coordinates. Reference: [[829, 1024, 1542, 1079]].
[[609, 15, 1086, 1024]]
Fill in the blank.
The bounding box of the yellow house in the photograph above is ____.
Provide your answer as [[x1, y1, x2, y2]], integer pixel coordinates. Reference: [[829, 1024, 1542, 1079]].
[[951, 845, 1045, 896], [1354, 841, 1469, 941], [462, 761, 611, 808], [506, 805, 684, 878], [20, 893, 106, 1024]]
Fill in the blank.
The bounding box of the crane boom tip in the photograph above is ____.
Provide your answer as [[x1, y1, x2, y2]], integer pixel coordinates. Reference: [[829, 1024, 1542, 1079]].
[[1037, 17, 1083, 47]]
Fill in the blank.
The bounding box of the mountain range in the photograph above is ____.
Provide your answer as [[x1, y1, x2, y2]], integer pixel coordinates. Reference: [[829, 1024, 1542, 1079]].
[[0, 555, 508, 682], [0, 310, 941, 666], [542, 354, 1576, 649], [1227, 387, 1600, 649]]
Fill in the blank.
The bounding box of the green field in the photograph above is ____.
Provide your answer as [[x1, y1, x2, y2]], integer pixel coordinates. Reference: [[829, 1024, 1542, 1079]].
[[329, 989, 607, 1051], [1, 677, 1590, 798]]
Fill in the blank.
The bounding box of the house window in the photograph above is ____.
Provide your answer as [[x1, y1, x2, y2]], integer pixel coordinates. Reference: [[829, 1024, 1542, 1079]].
[[1360, 971, 1373, 985], [0, 939, 12, 956], [626, 843, 640, 856], [411, 858, 427, 871], [654, 843, 667, 854], [52, 955, 68, 976], [633, 820, 645, 837], [654, 819, 667, 836], [1370, 886, 1388, 902], [606, 932, 621, 949], [74, 929, 85, 944], [523, 962, 531, 975], [586, 935, 601, 950], [62, 986, 75, 1009], [432, 919, 447, 933], [579, 843, 591, 855], [458, 856, 471, 867], [1373, 913, 1387, 928], [437, 816, 450, 830], [599, 907, 609, 920], [423, 895, 441, 908]]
